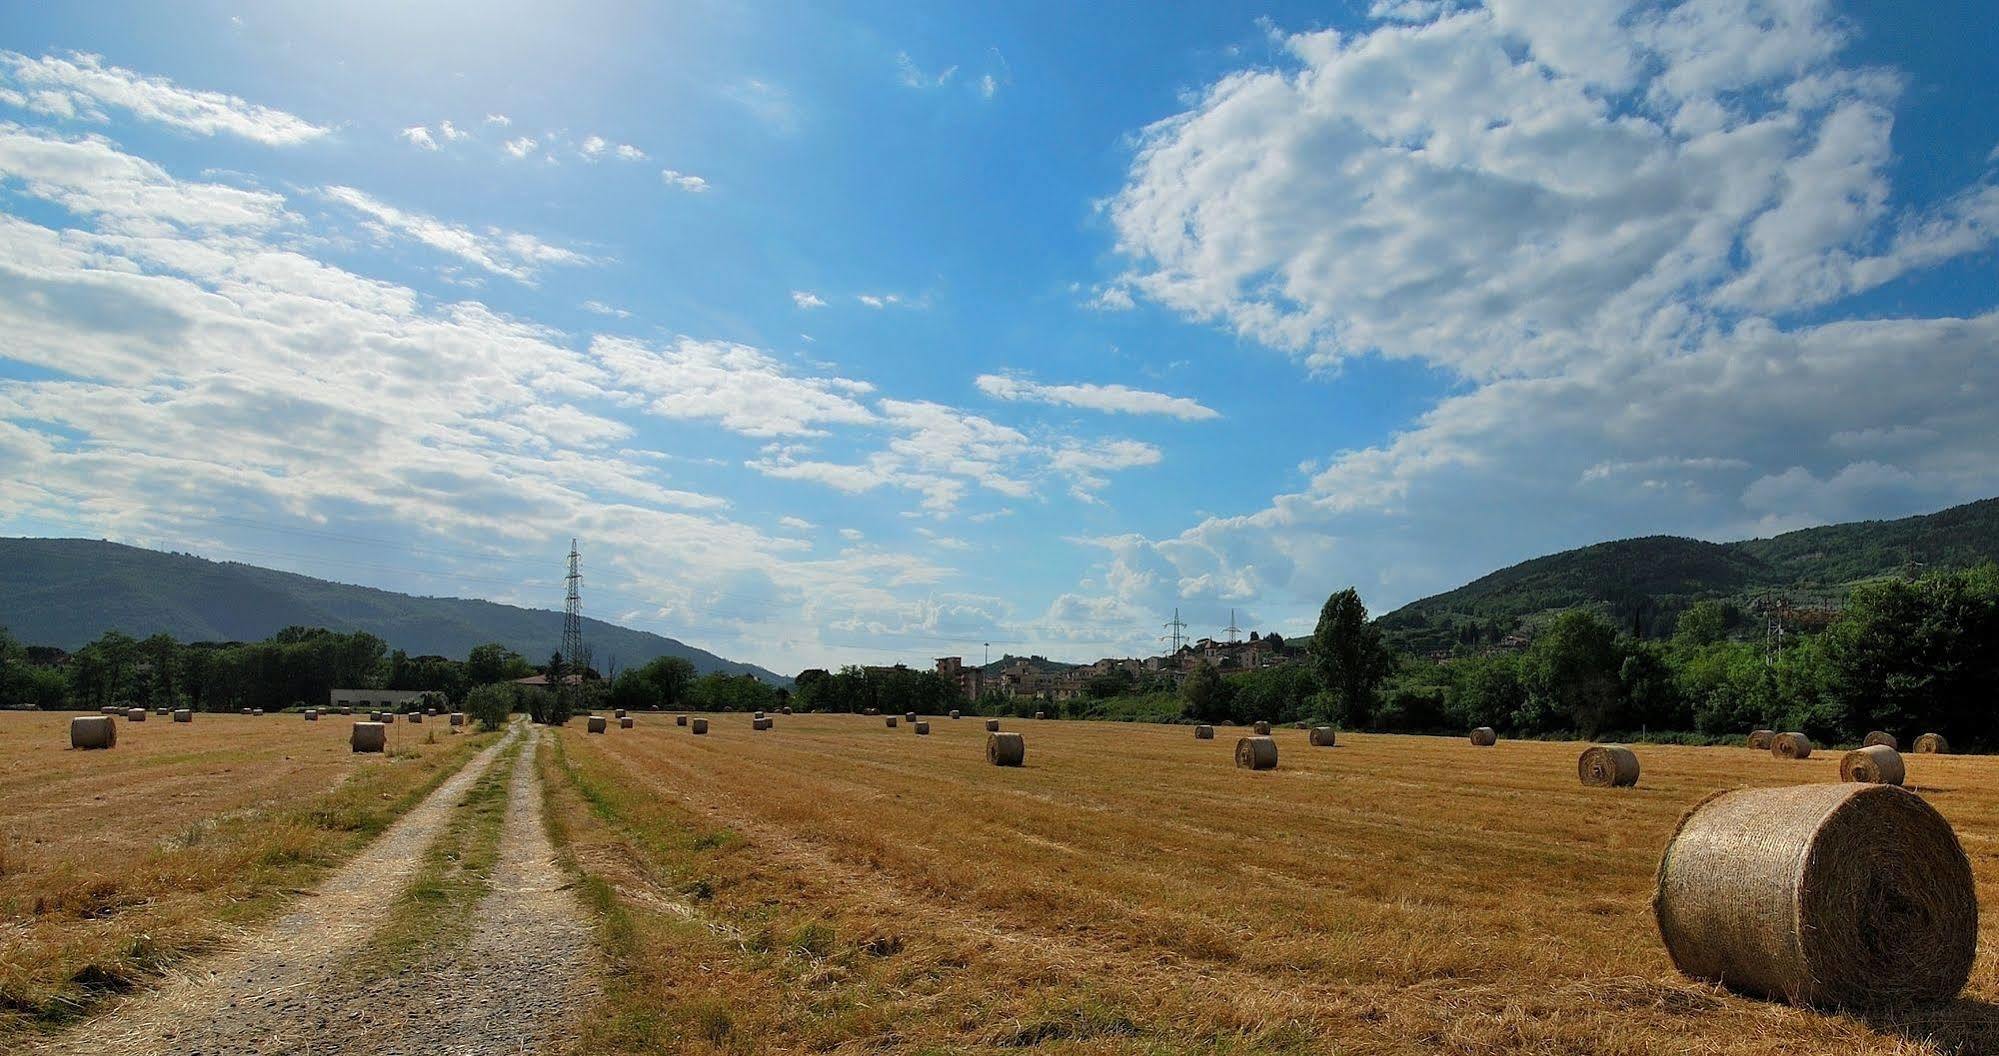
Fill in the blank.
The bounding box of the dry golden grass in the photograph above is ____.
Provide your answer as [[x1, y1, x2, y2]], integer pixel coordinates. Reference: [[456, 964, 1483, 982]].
[[0, 710, 494, 1038], [544, 713, 1999, 1055]]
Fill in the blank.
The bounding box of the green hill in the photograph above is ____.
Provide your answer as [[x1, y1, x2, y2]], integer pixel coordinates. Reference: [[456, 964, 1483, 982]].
[[1378, 497, 1999, 652], [0, 538, 789, 685]]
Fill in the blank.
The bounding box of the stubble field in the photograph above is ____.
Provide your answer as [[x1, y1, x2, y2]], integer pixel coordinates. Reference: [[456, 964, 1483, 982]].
[[0, 710, 494, 1040], [544, 712, 1999, 1055]]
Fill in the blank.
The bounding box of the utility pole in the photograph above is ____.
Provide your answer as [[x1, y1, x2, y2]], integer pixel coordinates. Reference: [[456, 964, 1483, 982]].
[[1161, 608, 1187, 654], [562, 539, 584, 712], [1223, 608, 1241, 645]]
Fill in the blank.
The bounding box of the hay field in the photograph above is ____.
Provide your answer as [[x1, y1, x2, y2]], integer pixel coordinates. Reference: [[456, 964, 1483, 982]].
[[0, 711, 493, 1036], [545, 713, 1999, 1055]]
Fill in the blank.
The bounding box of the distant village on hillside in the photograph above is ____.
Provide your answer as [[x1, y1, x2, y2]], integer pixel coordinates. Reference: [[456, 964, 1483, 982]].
[[905, 631, 1297, 705]]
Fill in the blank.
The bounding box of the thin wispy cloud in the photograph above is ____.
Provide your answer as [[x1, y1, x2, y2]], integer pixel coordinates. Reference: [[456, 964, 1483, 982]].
[[0, 50, 328, 145], [977, 374, 1220, 421], [323, 185, 594, 283]]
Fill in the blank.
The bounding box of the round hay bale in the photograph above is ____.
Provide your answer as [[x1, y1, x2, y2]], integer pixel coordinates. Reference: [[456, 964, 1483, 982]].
[[155, 707, 169, 716], [338, 705, 353, 715], [587, 715, 608, 734], [1308, 726, 1336, 747], [676, 714, 689, 726], [1841, 744, 1906, 786], [242, 708, 254, 716], [754, 711, 766, 720], [1747, 729, 1775, 750], [1194, 724, 1215, 740], [127, 708, 146, 722], [691, 718, 709, 734], [1771, 732, 1813, 760], [781, 706, 792, 715], [450, 712, 465, 726], [984, 718, 1001, 732], [914, 721, 930, 735], [173, 709, 192, 723], [1235, 735, 1277, 770], [1654, 783, 1975, 1009], [1863, 730, 1898, 750], [987, 731, 1025, 767], [408, 712, 424, 724], [1470, 727, 1497, 747], [253, 708, 264, 716], [1252, 720, 1272, 735], [949, 710, 961, 719], [70, 715, 116, 750], [1034, 711, 1047, 720], [620, 716, 636, 729], [350, 722, 386, 753], [752, 716, 772, 730], [885, 716, 899, 728], [615, 709, 629, 719], [100, 705, 121, 716], [1914, 732, 1949, 755], [1578, 745, 1640, 787], [904, 711, 917, 723]]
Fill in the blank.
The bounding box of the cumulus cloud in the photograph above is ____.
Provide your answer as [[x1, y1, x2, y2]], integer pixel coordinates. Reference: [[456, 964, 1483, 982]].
[[660, 168, 709, 192], [0, 51, 328, 145], [1060, 0, 1999, 638], [791, 290, 826, 309], [485, 113, 511, 127], [322, 185, 594, 283], [502, 136, 537, 159], [593, 336, 878, 438], [977, 373, 1219, 421], [399, 125, 437, 150]]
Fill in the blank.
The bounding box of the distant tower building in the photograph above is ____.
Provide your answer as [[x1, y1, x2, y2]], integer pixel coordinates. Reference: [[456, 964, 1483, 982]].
[[562, 539, 584, 695]]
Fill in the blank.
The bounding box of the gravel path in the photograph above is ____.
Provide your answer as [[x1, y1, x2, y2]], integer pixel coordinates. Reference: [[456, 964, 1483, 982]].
[[31, 722, 596, 1056]]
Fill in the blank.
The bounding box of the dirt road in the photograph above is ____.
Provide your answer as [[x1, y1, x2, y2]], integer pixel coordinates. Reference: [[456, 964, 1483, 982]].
[[31, 722, 596, 1056]]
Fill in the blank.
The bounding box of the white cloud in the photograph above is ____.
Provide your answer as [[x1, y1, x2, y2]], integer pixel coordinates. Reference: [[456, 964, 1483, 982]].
[[0, 51, 328, 146], [857, 293, 907, 308], [400, 125, 437, 150], [896, 52, 957, 89], [976, 373, 1219, 421], [660, 168, 709, 192], [1086, 285, 1135, 311], [593, 335, 878, 438], [0, 123, 290, 234], [485, 113, 511, 127], [614, 143, 647, 161], [791, 290, 826, 309], [502, 136, 537, 159], [779, 516, 815, 532], [438, 120, 467, 141], [581, 299, 631, 319], [580, 135, 607, 158], [322, 185, 594, 283], [979, 74, 999, 100]]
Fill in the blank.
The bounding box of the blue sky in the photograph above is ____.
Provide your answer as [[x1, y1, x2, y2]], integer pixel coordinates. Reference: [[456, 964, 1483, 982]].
[[1, 1, 1995, 674]]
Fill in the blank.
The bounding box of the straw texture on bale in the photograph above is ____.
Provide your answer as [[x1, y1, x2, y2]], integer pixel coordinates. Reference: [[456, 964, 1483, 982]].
[[1194, 724, 1214, 740], [1771, 732, 1813, 759], [1915, 732, 1949, 754], [1577, 745, 1640, 787], [781, 706, 792, 715], [70, 715, 116, 750], [949, 710, 961, 719], [753, 717, 772, 730], [676, 714, 689, 726], [620, 716, 636, 729], [885, 716, 898, 728], [691, 718, 709, 734], [127, 708, 146, 722], [1470, 727, 1497, 746], [914, 721, 930, 735], [1747, 729, 1775, 750], [904, 712, 916, 722], [984, 718, 1001, 732], [1863, 730, 1898, 750], [172, 709, 191, 723], [1309, 726, 1336, 747], [1654, 783, 1976, 1009], [587, 715, 608, 734], [304, 709, 318, 721], [987, 731, 1025, 766], [1235, 736, 1278, 770], [408, 712, 423, 724], [450, 712, 465, 726], [1252, 721, 1272, 735], [1841, 744, 1906, 786], [350, 722, 386, 753]]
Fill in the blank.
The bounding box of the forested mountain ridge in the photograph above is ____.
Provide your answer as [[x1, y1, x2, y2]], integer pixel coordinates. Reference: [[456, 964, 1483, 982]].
[[0, 538, 788, 685], [1378, 497, 1999, 652]]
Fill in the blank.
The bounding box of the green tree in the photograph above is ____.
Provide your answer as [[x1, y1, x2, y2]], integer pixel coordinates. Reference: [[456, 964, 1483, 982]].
[[465, 643, 532, 687], [1181, 661, 1230, 722], [1672, 600, 1731, 649], [1309, 588, 1392, 727], [1520, 610, 1623, 736]]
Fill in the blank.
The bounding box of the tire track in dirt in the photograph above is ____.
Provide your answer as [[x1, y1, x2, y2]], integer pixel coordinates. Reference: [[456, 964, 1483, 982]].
[[28, 723, 524, 1056]]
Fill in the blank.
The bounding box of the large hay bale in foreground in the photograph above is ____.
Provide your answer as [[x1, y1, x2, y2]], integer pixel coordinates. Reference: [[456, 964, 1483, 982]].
[[1235, 735, 1277, 770], [173, 709, 191, 723], [1841, 744, 1906, 786], [1915, 732, 1949, 754], [1578, 745, 1640, 787], [1194, 724, 1214, 740], [1252, 720, 1272, 735], [914, 721, 930, 735], [620, 716, 636, 729], [1863, 730, 1898, 749], [351, 722, 386, 753], [984, 718, 1001, 732], [1655, 783, 1975, 1008], [1771, 732, 1813, 760], [587, 715, 608, 734], [691, 718, 709, 734], [987, 731, 1025, 766], [1747, 729, 1775, 750], [71, 715, 116, 750], [127, 708, 146, 722], [1309, 726, 1336, 747], [1470, 727, 1497, 747]]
